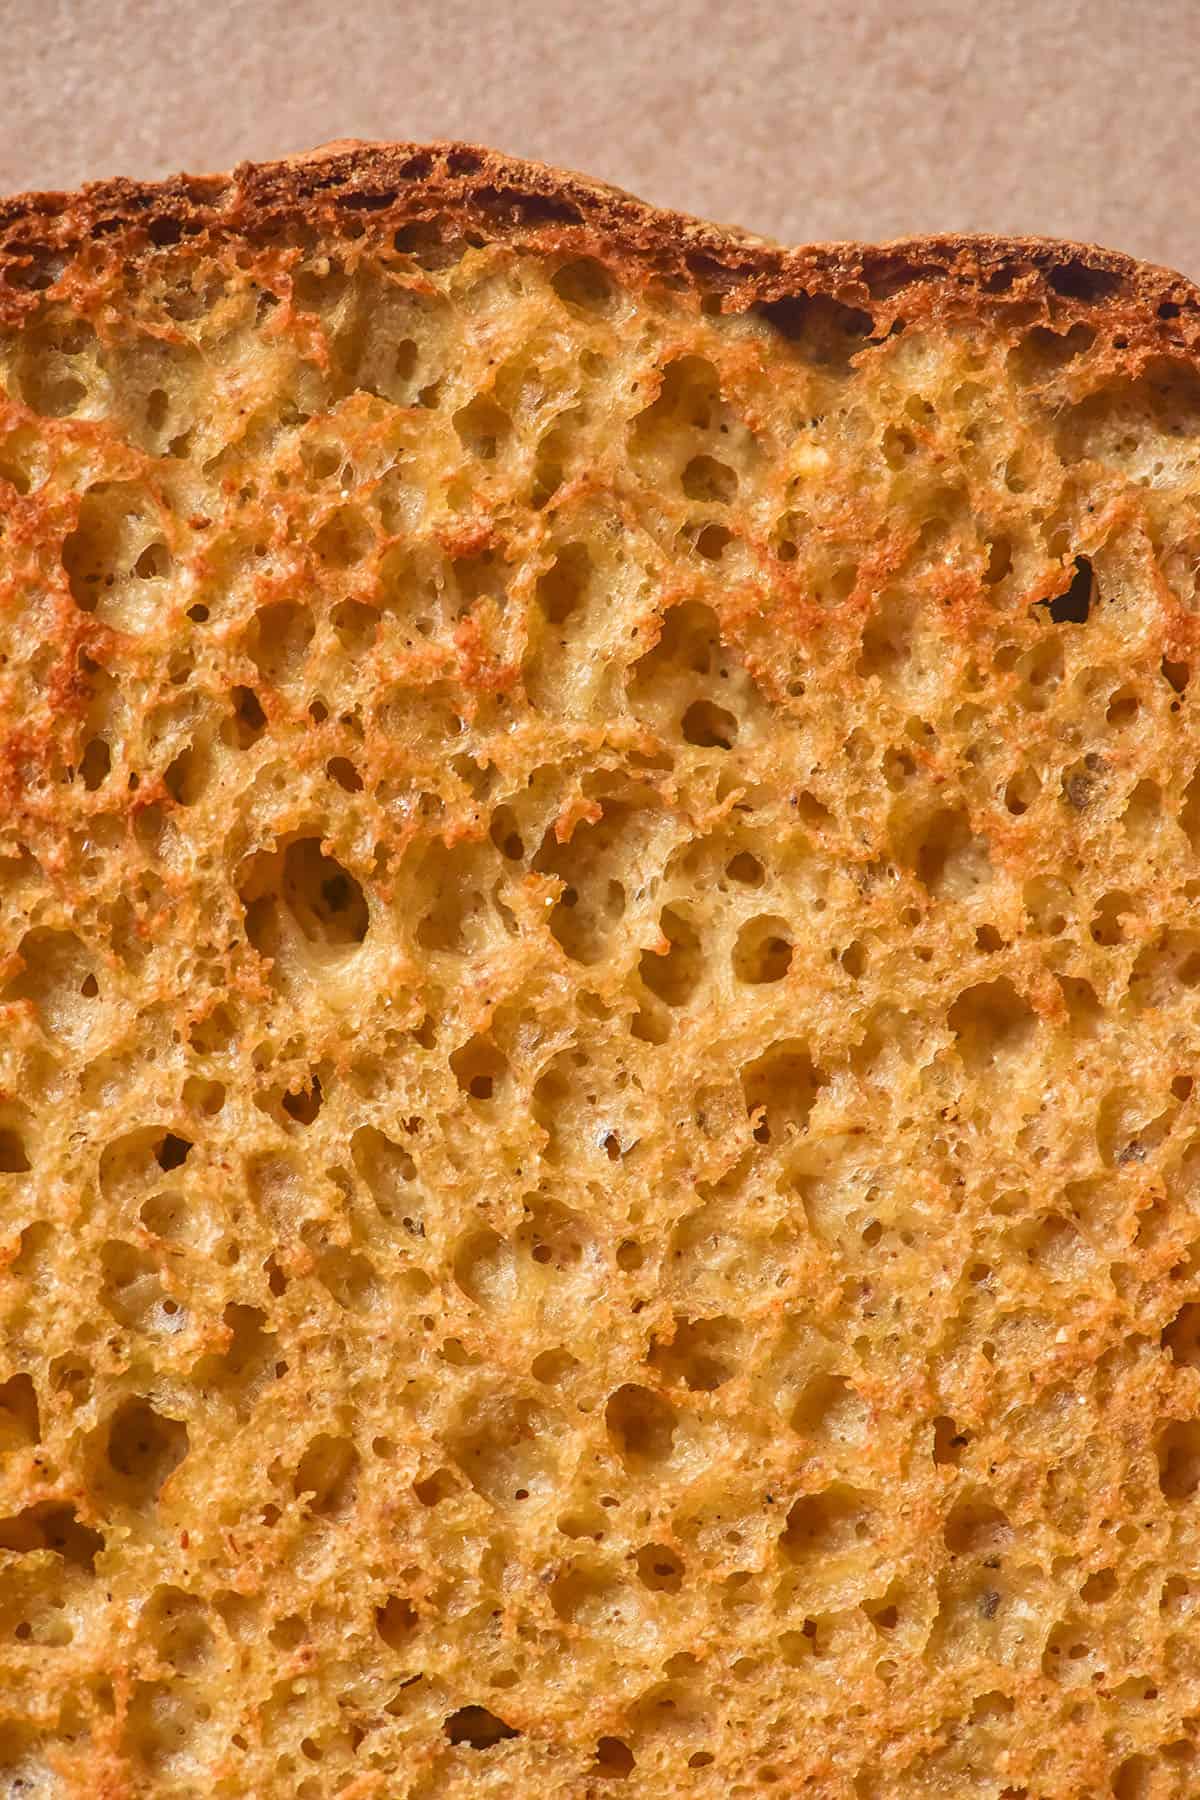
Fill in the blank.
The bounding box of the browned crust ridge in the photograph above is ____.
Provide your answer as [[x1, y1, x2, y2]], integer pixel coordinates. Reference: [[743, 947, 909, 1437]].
[[0, 137, 1195, 352]]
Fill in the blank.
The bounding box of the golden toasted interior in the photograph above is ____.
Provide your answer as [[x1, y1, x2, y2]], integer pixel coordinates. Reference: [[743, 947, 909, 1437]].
[[0, 210, 1197, 1797]]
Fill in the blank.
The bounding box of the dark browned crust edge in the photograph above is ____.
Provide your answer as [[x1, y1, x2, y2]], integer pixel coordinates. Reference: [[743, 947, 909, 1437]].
[[0, 137, 1195, 354]]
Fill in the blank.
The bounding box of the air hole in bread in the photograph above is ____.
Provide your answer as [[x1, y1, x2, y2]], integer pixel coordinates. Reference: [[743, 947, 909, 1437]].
[[605, 1384, 676, 1469], [781, 1485, 876, 1560], [0, 1375, 39, 1449], [443, 1704, 519, 1749], [294, 1434, 359, 1515], [96, 1399, 188, 1507], [0, 1502, 102, 1569], [1046, 556, 1095, 624]]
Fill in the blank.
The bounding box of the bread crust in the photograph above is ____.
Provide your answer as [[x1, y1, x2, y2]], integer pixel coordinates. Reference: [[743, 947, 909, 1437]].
[[0, 137, 1195, 349]]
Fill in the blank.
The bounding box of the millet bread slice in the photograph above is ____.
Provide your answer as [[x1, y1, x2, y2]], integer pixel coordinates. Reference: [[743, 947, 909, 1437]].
[[0, 141, 1198, 1798]]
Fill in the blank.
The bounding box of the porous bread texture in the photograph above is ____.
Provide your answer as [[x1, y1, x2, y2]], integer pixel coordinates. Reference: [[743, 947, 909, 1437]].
[[0, 144, 1198, 1799]]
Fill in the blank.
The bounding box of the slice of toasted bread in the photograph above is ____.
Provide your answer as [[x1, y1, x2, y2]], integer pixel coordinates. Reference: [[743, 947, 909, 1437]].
[[0, 141, 1197, 1798]]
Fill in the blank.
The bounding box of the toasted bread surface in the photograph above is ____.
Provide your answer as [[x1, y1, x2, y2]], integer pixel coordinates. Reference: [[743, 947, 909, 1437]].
[[0, 143, 1197, 1797]]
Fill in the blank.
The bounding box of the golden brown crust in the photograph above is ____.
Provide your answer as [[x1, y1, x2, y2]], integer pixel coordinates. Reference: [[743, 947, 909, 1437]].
[[0, 143, 1199, 1800], [0, 137, 1197, 346]]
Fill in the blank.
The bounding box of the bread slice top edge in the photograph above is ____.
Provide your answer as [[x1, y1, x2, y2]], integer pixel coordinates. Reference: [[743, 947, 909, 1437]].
[[0, 138, 1194, 355]]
